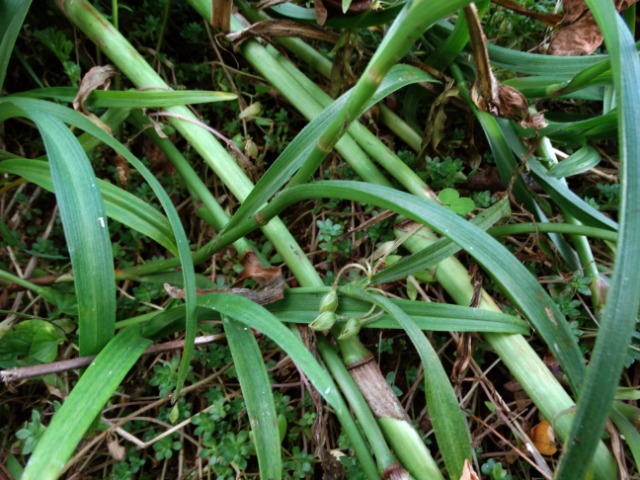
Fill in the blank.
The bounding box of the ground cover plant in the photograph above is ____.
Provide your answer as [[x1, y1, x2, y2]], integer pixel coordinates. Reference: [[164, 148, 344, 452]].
[[0, 0, 639, 479]]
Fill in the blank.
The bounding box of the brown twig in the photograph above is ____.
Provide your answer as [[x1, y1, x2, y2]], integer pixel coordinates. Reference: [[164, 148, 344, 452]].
[[1, 334, 225, 383]]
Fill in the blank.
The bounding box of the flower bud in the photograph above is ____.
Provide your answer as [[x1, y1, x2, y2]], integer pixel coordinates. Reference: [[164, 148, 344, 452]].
[[309, 311, 337, 331], [338, 317, 361, 340], [319, 289, 339, 313]]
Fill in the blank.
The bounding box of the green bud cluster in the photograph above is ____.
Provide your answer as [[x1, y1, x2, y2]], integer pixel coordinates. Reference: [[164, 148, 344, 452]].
[[310, 289, 339, 331]]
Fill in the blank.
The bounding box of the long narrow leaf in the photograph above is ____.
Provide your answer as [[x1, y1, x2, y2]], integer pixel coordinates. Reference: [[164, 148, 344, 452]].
[[547, 146, 601, 179], [27, 112, 115, 356], [188, 293, 381, 479], [0, 159, 177, 254], [143, 290, 530, 339], [22, 327, 151, 480], [220, 63, 436, 232], [371, 195, 510, 284], [0, 0, 32, 91], [555, 9, 640, 479], [1, 96, 196, 395], [19, 87, 236, 107], [528, 158, 617, 231], [223, 317, 281, 480]]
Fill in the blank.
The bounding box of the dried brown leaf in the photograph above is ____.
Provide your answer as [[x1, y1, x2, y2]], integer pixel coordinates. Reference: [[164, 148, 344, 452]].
[[72, 65, 118, 134], [73, 65, 117, 112], [422, 83, 460, 154], [107, 437, 126, 461], [549, 0, 638, 56], [235, 251, 282, 286], [314, 0, 371, 25], [227, 20, 339, 45], [549, 11, 602, 56], [459, 459, 480, 480]]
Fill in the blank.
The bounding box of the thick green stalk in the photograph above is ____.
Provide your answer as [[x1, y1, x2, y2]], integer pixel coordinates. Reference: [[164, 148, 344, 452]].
[[537, 137, 603, 302], [488, 223, 617, 242], [243, 0, 470, 190], [267, 46, 430, 198], [57, 0, 318, 285], [316, 336, 403, 474], [186, 0, 467, 475], [205, 3, 615, 475]]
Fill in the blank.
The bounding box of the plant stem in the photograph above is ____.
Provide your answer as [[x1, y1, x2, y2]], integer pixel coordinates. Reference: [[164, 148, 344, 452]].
[[536, 137, 604, 303], [57, 0, 319, 285]]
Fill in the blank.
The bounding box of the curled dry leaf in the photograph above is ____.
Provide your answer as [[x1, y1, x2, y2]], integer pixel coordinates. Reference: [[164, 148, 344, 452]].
[[234, 251, 282, 287], [459, 459, 480, 480], [530, 420, 558, 456], [227, 20, 339, 45], [549, 0, 638, 56], [107, 436, 126, 461], [73, 65, 118, 112], [465, 4, 545, 129], [421, 82, 460, 154], [73, 65, 118, 134]]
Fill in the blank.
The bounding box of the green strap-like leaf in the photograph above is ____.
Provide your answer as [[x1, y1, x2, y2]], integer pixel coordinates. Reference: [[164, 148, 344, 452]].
[[1, 96, 196, 396], [528, 158, 617, 231], [555, 8, 640, 479], [542, 111, 618, 142], [27, 112, 116, 356], [142, 289, 529, 340], [18, 87, 236, 107], [191, 293, 381, 479], [223, 317, 281, 480], [371, 196, 510, 284], [547, 146, 601, 179], [22, 327, 151, 480], [0, 159, 177, 255], [0, 0, 32, 91]]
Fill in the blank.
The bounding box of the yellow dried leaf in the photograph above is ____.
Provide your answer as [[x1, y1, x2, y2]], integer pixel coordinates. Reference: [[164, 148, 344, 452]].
[[459, 459, 480, 480], [531, 420, 558, 456]]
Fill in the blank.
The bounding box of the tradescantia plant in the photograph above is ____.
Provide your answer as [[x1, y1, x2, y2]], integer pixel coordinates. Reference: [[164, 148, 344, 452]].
[[1, 1, 638, 479]]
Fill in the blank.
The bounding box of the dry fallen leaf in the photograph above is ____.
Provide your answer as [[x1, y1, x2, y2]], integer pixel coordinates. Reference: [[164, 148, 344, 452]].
[[107, 436, 126, 461], [73, 65, 118, 135], [549, 0, 638, 56], [530, 420, 558, 456], [227, 19, 339, 45], [73, 65, 117, 112], [459, 459, 480, 480], [465, 4, 545, 129]]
